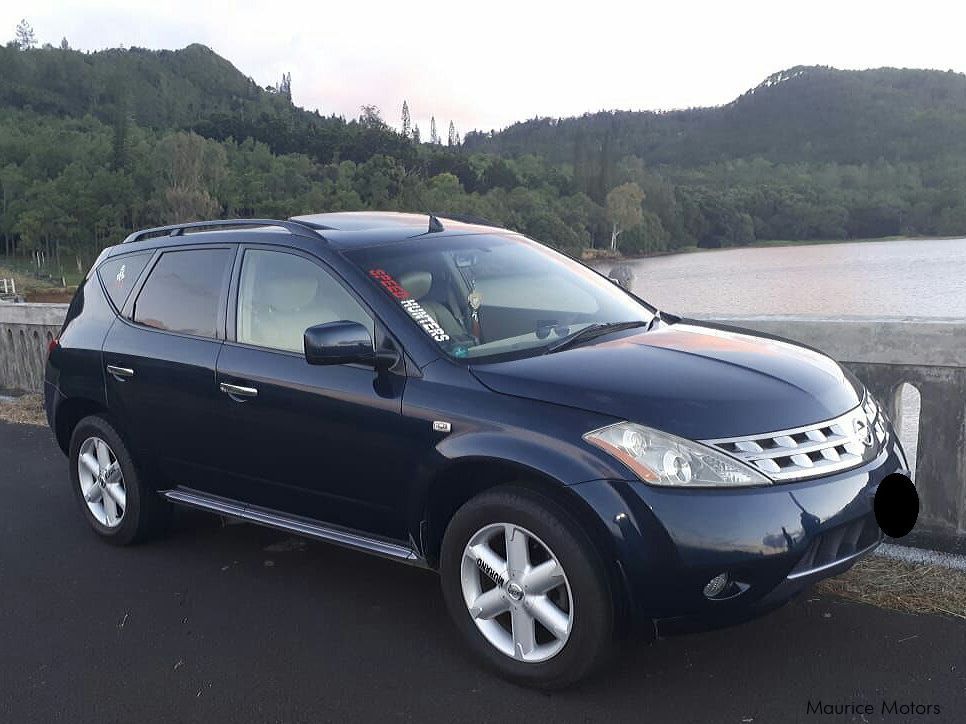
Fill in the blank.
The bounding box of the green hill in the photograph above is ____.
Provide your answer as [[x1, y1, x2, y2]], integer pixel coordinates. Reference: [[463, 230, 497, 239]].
[[464, 66, 966, 167], [0, 42, 412, 163], [0, 42, 266, 127], [2, 41, 966, 277]]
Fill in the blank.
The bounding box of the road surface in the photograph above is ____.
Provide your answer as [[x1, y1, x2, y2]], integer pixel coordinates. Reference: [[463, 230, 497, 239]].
[[1, 422, 963, 722]]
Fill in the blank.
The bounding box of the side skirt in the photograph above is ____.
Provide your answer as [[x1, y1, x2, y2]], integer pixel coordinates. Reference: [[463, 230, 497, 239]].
[[162, 487, 427, 568]]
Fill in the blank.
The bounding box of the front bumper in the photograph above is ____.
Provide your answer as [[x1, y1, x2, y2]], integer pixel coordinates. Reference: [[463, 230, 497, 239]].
[[571, 438, 909, 634]]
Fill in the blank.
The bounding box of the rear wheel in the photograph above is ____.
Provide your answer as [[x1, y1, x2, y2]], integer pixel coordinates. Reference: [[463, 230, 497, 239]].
[[68, 415, 169, 545], [440, 486, 616, 688]]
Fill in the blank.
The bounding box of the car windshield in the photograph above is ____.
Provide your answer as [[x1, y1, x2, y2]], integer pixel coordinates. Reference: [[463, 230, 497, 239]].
[[345, 233, 655, 363]]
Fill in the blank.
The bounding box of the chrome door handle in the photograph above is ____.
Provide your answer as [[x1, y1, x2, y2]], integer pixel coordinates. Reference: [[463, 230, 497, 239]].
[[106, 365, 135, 381], [220, 382, 258, 400]]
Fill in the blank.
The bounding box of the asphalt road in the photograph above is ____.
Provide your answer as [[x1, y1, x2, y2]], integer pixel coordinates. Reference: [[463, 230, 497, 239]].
[[2, 421, 964, 723]]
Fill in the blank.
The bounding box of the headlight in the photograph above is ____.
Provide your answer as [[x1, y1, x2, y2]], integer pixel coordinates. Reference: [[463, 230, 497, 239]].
[[584, 422, 772, 487]]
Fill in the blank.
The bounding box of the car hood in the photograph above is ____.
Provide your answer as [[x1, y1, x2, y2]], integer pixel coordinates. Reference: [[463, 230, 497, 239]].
[[469, 320, 863, 440]]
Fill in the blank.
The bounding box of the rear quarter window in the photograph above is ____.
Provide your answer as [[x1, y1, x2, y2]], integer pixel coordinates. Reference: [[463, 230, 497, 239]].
[[96, 252, 153, 312], [132, 248, 233, 338]]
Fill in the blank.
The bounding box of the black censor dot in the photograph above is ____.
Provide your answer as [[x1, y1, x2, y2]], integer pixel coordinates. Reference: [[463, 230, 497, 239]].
[[873, 473, 919, 538]]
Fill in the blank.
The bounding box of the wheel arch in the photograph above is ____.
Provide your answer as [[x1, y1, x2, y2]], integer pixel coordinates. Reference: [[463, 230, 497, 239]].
[[418, 456, 631, 627], [53, 396, 109, 455]]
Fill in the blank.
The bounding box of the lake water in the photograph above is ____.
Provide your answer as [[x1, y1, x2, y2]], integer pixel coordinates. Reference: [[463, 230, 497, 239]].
[[593, 238, 966, 476], [595, 238, 966, 317]]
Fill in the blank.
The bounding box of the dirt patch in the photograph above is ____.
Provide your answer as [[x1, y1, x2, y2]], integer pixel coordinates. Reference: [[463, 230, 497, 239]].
[[817, 555, 966, 620], [0, 393, 47, 426], [24, 290, 74, 303]]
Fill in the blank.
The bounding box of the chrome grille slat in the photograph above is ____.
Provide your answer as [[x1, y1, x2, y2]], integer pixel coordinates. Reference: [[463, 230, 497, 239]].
[[703, 400, 887, 483], [735, 435, 850, 458]]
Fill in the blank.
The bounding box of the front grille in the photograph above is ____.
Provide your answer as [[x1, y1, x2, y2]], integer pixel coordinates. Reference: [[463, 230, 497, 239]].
[[703, 397, 887, 483], [787, 514, 882, 579]]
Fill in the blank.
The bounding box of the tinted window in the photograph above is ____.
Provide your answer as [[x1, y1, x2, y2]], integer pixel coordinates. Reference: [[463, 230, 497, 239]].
[[345, 234, 653, 362], [97, 252, 153, 311], [133, 249, 232, 337], [236, 249, 373, 353]]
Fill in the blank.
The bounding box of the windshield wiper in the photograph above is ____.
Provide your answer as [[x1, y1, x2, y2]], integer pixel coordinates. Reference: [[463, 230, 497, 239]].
[[544, 320, 652, 355]]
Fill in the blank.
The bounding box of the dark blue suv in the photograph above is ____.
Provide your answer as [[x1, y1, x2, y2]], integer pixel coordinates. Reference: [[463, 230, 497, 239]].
[[45, 212, 909, 688]]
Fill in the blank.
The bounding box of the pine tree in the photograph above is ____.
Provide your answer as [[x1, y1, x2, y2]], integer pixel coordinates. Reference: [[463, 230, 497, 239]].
[[111, 90, 130, 171], [59, 37, 69, 50], [595, 127, 614, 204], [429, 116, 439, 145], [15, 19, 36, 50], [277, 72, 292, 100], [401, 101, 411, 138], [447, 121, 458, 147], [573, 129, 587, 196], [412, 124, 421, 144]]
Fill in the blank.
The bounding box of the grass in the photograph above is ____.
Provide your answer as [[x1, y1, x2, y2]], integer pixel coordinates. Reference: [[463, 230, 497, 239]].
[[816, 555, 966, 620], [0, 256, 80, 302], [0, 393, 46, 426]]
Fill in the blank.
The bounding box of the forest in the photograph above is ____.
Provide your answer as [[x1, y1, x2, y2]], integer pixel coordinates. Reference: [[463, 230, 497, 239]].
[[4, 23, 966, 277]]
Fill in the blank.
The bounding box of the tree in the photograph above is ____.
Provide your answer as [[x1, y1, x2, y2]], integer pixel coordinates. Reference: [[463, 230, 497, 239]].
[[448, 121, 459, 147], [59, 37, 69, 50], [156, 132, 227, 223], [412, 123, 421, 144], [430, 116, 439, 145], [606, 182, 645, 250], [111, 83, 131, 171], [277, 72, 291, 100], [401, 101, 411, 138], [359, 104, 386, 130], [15, 19, 36, 50]]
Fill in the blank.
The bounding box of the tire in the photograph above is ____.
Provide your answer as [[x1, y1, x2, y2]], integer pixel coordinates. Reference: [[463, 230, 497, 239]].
[[68, 414, 170, 545], [440, 485, 616, 689]]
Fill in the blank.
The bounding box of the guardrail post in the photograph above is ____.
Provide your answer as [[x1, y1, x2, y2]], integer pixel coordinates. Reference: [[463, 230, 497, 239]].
[[914, 370, 966, 534]]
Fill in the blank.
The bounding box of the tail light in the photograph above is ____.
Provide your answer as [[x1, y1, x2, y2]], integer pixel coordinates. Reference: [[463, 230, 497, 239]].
[[47, 337, 59, 357]]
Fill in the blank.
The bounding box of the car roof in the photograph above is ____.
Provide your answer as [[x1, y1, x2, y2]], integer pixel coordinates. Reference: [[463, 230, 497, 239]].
[[290, 212, 505, 250], [114, 212, 512, 255]]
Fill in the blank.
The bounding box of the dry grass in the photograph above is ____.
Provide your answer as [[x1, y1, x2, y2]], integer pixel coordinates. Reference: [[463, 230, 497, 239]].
[[818, 555, 966, 620], [0, 393, 46, 426]]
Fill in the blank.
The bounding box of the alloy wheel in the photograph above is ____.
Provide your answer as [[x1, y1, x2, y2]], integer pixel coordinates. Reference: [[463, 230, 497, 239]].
[[77, 436, 126, 528], [460, 522, 574, 663]]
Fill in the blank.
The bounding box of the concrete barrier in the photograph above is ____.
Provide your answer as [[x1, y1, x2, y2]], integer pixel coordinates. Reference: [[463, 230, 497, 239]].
[[2, 303, 964, 534], [0, 303, 67, 393]]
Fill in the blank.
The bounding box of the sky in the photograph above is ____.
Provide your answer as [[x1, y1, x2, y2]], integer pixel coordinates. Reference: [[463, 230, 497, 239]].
[[4, 1, 966, 134]]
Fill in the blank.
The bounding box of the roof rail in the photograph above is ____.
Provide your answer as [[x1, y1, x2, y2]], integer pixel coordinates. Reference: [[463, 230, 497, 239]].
[[122, 218, 321, 244]]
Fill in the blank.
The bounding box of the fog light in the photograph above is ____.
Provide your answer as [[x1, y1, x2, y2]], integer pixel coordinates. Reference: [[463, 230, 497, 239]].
[[703, 572, 729, 598]]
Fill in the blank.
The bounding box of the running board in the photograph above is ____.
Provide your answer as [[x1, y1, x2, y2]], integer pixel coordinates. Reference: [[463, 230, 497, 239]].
[[163, 488, 425, 566]]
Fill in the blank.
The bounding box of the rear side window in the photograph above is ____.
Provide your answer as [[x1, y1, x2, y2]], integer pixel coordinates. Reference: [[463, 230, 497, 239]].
[[97, 252, 153, 311], [133, 249, 233, 338]]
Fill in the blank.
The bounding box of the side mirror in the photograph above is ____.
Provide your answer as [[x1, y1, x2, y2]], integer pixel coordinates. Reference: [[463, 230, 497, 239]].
[[304, 321, 375, 366]]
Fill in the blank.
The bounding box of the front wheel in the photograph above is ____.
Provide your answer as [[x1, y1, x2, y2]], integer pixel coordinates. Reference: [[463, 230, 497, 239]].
[[440, 486, 616, 689]]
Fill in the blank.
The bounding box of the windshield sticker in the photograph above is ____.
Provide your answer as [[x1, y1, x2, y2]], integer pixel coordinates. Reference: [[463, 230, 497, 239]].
[[401, 299, 451, 342], [369, 268, 411, 300], [369, 269, 451, 343]]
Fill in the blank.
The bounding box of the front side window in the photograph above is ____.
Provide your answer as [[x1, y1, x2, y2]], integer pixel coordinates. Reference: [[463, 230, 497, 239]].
[[133, 248, 232, 338], [346, 233, 654, 362], [236, 249, 374, 353]]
